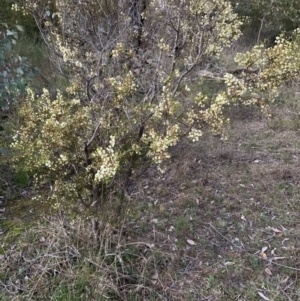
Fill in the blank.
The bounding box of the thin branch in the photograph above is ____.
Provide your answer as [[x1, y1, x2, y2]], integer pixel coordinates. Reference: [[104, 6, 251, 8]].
[[257, 16, 265, 45], [172, 62, 198, 97], [86, 119, 102, 147], [209, 223, 300, 272], [31, 12, 63, 59]]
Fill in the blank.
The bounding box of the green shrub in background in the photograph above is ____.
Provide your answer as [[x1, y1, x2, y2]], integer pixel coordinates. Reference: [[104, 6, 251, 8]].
[[0, 24, 30, 110], [0, 0, 38, 39], [230, 0, 300, 45]]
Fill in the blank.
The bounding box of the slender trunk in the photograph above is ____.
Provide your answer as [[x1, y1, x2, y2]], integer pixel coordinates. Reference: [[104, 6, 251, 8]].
[[129, 0, 147, 51]]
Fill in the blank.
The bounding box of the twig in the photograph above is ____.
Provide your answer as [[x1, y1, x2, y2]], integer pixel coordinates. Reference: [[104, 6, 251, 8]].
[[278, 283, 293, 301], [86, 119, 102, 147], [0, 280, 19, 295], [209, 223, 300, 272], [257, 16, 265, 45], [0, 228, 9, 236], [84, 258, 138, 282], [208, 223, 245, 252], [263, 260, 300, 272]]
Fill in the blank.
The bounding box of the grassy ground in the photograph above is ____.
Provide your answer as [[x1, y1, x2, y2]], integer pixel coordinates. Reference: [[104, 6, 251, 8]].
[[126, 101, 300, 300], [2, 93, 300, 300]]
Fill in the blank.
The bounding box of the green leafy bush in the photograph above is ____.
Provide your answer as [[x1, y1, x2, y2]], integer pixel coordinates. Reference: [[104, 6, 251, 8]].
[[0, 24, 29, 110], [0, 0, 38, 39], [231, 0, 300, 44]]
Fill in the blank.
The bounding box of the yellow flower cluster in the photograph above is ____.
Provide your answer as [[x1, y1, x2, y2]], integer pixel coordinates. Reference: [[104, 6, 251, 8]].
[[109, 71, 137, 104], [188, 128, 203, 142], [224, 73, 246, 97], [12, 88, 92, 182], [234, 29, 300, 110], [112, 43, 125, 58], [11, 3, 30, 14], [144, 125, 180, 164], [91, 136, 119, 183], [158, 39, 170, 52]]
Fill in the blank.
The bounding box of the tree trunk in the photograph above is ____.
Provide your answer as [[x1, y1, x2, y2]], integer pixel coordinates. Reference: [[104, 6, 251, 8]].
[[128, 0, 147, 51]]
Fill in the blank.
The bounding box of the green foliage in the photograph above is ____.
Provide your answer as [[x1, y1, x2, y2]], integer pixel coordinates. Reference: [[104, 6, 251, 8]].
[[0, 24, 29, 110], [52, 278, 91, 301], [0, 0, 38, 39], [13, 168, 30, 187], [231, 0, 300, 44]]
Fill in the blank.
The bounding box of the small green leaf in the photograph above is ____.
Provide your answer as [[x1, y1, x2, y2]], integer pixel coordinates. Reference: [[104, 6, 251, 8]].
[[9, 82, 17, 90], [17, 82, 26, 92], [15, 25, 24, 31], [0, 101, 9, 110], [6, 29, 15, 36], [6, 30, 18, 39], [16, 67, 24, 75], [0, 148, 8, 154], [3, 78, 8, 89], [28, 70, 35, 78], [19, 56, 27, 63], [4, 41, 11, 51]]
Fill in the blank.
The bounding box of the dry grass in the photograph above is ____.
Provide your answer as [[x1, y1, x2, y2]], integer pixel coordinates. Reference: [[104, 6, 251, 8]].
[[1, 216, 177, 300], [2, 94, 300, 300]]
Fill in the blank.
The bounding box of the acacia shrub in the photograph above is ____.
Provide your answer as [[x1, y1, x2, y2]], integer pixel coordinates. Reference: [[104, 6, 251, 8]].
[[11, 0, 300, 212]]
